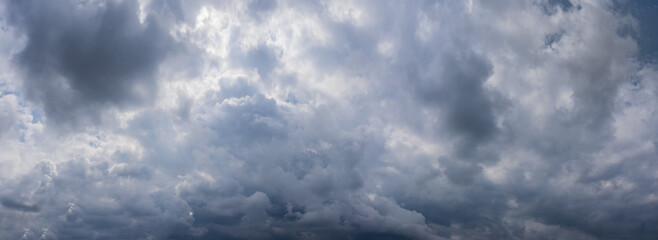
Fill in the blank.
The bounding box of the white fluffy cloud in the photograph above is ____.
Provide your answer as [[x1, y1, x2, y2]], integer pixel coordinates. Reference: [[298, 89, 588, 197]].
[[1, 0, 657, 239]]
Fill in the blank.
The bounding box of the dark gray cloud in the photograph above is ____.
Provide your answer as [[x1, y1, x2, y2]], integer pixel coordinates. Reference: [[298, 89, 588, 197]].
[[1, 0, 658, 239], [1, 197, 39, 212], [6, 0, 174, 128]]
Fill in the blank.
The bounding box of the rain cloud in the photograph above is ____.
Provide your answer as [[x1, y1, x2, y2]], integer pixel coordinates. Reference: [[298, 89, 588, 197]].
[[0, 0, 657, 239]]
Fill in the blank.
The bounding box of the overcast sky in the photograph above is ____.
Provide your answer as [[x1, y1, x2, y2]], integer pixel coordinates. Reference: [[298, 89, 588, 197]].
[[1, 0, 657, 239]]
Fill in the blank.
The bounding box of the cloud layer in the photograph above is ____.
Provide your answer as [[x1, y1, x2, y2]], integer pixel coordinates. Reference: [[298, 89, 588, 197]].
[[1, 0, 657, 239]]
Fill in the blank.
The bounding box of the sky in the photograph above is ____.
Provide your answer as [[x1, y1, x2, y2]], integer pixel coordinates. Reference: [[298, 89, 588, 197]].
[[0, 0, 657, 239]]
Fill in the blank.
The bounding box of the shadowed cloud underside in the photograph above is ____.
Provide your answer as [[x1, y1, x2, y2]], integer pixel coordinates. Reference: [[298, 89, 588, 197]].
[[0, 0, 657, 239]]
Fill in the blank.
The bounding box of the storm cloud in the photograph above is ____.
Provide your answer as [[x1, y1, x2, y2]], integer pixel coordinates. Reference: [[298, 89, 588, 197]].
[[1, 0, 658, 239], [6, 0, 174, 128]]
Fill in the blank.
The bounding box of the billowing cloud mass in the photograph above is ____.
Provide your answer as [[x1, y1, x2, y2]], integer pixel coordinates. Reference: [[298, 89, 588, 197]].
[[0, 0, 657, 239]]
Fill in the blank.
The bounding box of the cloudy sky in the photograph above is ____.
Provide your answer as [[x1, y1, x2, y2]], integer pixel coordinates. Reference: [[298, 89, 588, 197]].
[[0, 0, 657, 239]]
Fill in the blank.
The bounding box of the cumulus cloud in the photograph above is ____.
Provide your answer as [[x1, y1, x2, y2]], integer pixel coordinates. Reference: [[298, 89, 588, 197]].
[[1, 0, 657, 239]]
